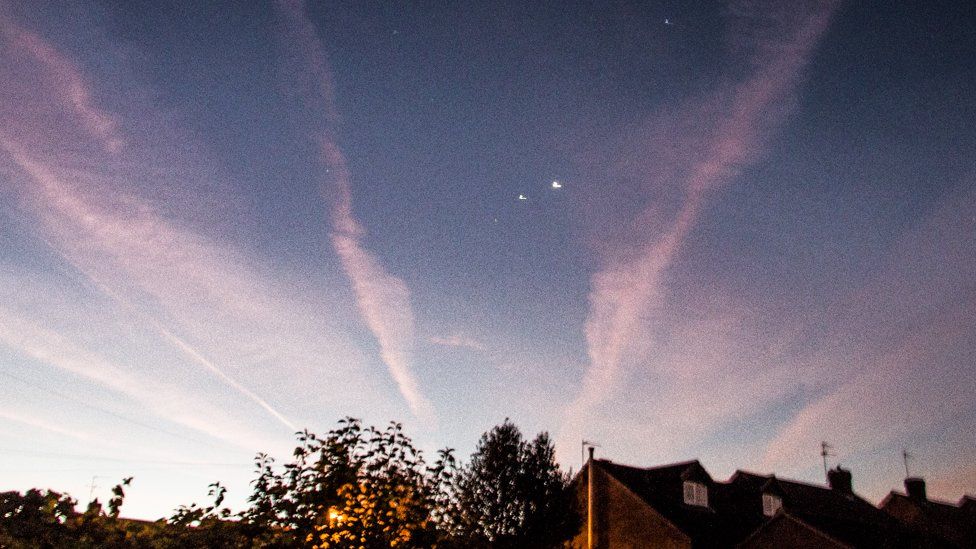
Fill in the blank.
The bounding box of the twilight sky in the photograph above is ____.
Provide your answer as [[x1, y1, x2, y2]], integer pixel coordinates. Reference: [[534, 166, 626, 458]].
[[1, 0, 974, 519]]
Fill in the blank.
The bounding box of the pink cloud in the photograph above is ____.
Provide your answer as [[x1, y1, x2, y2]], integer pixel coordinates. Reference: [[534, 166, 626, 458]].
[[760, 183, 976, 476], [275, 0, 434, 420], [0, 408, 92, 442], [429, 334, 486, 352], [0, 13, 122, 153], [926, 463, 976, 503], [0, 19, 379, 438], [0, 305, 273, 450], [563, 1, 838, 447], [0, 138, 300, 430]]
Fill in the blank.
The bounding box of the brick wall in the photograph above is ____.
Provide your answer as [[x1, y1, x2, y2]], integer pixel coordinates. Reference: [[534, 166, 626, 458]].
[[568, 462, 691, 549]]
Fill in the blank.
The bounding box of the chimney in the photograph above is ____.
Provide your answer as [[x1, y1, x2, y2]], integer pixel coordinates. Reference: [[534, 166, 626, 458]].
[[960, 495, 976, 514], [905, 477, 927, 501], [827, 466, 853, 494]]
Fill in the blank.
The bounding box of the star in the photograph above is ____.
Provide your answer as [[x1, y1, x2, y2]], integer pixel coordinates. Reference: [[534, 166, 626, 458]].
[[518, 194, 528, 200], [551, 180, 563, 189]]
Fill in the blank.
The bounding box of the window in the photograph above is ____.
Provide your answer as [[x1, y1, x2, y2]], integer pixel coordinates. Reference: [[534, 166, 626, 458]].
[[762, 493, 782, 517], [683, 481, 708, 507]]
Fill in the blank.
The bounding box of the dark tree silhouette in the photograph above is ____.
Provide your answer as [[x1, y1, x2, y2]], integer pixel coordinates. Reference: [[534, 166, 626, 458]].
[[0, 418, 578, 548], [239, 418, 454, 548], [445, 419, 578, 548]]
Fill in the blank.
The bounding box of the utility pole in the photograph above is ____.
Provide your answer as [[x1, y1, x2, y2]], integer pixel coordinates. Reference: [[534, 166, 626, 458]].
[[587, 445, 595, 549]]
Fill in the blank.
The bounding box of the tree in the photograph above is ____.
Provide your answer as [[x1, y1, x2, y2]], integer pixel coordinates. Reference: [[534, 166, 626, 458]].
[[310, 421, 451, 548], [239, 418, 453, 548], [166, 481, 245, 548], [0, 418, 577, 548], [445, 420, 578, 548], [238, 418, 366, 546], [0, 478, 163, 549], [0, 488, 76, 548]]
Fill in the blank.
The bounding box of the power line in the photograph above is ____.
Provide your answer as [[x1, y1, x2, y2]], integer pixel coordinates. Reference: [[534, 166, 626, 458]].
[[0, 447, 251, 467], [0, 369, 215, 448], [6, 465, 250, 474]]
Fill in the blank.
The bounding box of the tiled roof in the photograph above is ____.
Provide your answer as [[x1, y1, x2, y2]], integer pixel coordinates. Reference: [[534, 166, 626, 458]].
[[596, 460, 931, 548], [598, 459, 759, 547], [882, 491, 976, 547]]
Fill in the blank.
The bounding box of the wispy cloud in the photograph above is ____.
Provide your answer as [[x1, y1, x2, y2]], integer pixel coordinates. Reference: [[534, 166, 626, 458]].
[[0, 138, 297, 432], [0, 13, 122, 153], [760, 182, 976, 479], [429, 334, 486, 352], [0, 16, 379, 444], [0, 305, 272, 450], [0, 408, 92, 442], [275, 0, 433, 420], [564, 1, 838, 444]]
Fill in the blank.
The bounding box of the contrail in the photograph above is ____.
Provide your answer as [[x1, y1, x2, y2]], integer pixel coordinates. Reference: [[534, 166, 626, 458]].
[[275, 0, 434, 420], [565, 0, 839, 442], [150, 321, 297, 431], [51, 238, 299, 433], [0, 137, 297, 434]]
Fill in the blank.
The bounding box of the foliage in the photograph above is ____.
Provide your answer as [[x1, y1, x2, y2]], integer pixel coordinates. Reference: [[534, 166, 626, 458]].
[[0, 418, 579, 548], [309, 422, 452, 548], [0, 488, 77, 548], [444, 419, 578, 548], [237, 419, 366, 546], [0, 479, 172, 549], [165, 481, 246, 548]]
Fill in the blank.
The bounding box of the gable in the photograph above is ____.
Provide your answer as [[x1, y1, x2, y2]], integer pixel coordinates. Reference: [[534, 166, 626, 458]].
[[569, 462, 691, 549], [740, 514, 851, 549]]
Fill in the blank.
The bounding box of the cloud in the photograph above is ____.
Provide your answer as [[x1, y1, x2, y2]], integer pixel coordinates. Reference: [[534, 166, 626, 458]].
[[0, 138, 299, 432], [0, 15, 381, 445], [274, 0, 434, 420], [0, 305, 272, 450], [0, 408, 92, 442], [563, 1, 839, 446], [429, 334, 486, 352], [926, 463, 976, 503], [0, 13, 122, 153], [759, 182, 976, 476]]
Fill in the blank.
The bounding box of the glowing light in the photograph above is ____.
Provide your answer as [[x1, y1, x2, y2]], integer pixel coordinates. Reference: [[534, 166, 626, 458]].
[[328, 509, 344, 522], [551, 180, 562, 189], [518, 194, 528, 200]]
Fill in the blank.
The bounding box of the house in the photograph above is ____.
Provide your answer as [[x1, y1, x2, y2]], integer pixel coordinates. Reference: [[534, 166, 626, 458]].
[[880, 477, 976, 548], [569, 456, 950, 548]]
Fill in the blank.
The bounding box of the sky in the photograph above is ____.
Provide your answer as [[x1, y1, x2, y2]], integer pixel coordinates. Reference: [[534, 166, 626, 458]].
[[1, 0, 974, 520]]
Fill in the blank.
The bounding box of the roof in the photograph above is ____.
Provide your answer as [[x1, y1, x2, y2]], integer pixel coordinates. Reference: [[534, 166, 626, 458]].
[[596, 459, 759, 547], [595, 459, 926, 548], [881, 491, 976, 547]]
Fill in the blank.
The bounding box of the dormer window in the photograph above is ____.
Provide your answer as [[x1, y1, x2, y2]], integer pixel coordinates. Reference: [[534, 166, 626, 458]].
[[762, 493, 782, 517], [683, 481, 708, 507]]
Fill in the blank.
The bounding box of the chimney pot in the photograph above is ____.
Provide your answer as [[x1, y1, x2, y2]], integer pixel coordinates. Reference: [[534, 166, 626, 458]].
[[905, 477, 927, 501], [827, 466, 853, 494]]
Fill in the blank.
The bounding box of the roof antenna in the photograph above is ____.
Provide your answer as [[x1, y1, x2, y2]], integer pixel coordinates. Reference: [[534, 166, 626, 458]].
[[87, 475, 107, 503], [902, 449, 913, 478], [820, 441, 834, 480], [582, 440, 600, 468]]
